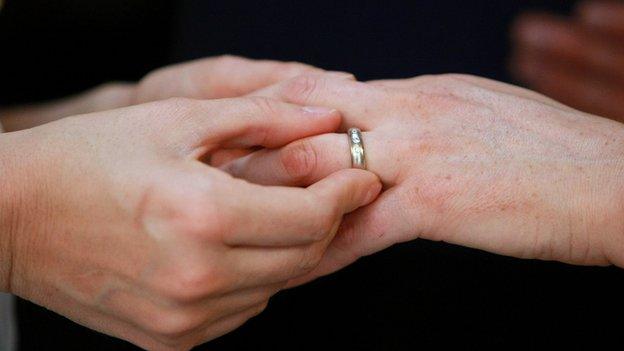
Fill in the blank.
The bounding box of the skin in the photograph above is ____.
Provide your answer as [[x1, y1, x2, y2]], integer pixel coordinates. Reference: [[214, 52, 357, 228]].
[[0, 72, 381, 349], [223, 73, 624, 286], [510, 0, 624, 122], [0, 55, 325, 132]]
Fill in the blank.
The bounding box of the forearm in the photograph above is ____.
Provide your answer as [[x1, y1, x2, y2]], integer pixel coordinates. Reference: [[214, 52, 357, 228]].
[[0, 82, 135, 132]]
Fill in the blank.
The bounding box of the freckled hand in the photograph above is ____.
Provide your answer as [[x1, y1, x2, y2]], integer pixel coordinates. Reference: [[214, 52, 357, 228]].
[[223, 73, 624, 284]]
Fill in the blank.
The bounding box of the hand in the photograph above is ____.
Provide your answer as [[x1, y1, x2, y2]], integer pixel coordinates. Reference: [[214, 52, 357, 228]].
[[134, 55, 323, 103], [223, 73, 624, 286], [0, 55, 322, 131], [510, 0, 624, 122], [0, 96, 380, 350]]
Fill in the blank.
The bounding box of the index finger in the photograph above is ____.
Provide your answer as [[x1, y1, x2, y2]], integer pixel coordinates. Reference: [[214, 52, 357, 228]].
[[249, 73, 387, 130], [136, 55, 322, 103], [157, 97, 341, 155]]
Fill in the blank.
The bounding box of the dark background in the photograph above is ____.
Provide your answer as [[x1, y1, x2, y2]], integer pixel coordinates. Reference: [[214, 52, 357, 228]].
[[2, 0, 623, 349]]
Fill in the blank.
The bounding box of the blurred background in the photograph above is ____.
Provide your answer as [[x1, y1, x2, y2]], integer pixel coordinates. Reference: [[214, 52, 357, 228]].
[[1, 0, 623, 349]]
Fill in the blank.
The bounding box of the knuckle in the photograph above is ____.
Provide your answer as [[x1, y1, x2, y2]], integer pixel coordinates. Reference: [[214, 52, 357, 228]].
[[96, 82, 133, 97], [305, 194, 342, 242], [280, 61, 318, 77], [438, 73, 471, 82], [164, 96, 198, 110], [279, 140, 318, 180], [135, 69, 168, 103], [320, 207, 340, 238], [297, 246, 325, 272], [177, 199, 225, 239], [407, 74, 438, 86], [428, 74, 476, 93], [214, 54, 242, 66], [149, 310, 203, 341], [281, 74, 322, 102], [400, 86, 465, 116], [306, 226, 330, 243], [246, 96, 279, 118], [90, 82, 135, 108], [320, 195, 343, 229], [329, 220, 363, 260], [309, 222, 331, 242], [140, 185, 227, 242], [156, 97, 201, 120], [165, 264, 228, 302], [405, 74, 469, 92], [158, 345, 192, 351], [139, 340, 183, 351], [301, 194, 338, 242], [252, 301, 270, 317], [431, 73, 461, 84], [137, 67, 163, 88]]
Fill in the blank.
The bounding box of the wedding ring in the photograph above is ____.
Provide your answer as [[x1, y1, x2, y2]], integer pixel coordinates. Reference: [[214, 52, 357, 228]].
[[348, 128, 366, 170]]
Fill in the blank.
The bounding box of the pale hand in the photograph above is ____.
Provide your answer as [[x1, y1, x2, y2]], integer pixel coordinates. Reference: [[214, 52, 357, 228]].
[[0, 55, 324, 132], [0, 96, 380, 350], [225, 73, 624, 285]]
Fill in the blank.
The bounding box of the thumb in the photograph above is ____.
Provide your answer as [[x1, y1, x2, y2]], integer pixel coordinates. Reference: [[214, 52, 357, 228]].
[[160, 97, 343, 157]]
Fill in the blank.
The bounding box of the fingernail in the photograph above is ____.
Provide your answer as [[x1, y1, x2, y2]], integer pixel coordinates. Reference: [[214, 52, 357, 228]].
[[302, 106, 337, 116]]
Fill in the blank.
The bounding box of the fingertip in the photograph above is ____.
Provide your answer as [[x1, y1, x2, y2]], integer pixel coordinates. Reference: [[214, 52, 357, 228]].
[[325, 168, 382, 207], [363, 174, 383, 205], [351, 168, 383, 205]]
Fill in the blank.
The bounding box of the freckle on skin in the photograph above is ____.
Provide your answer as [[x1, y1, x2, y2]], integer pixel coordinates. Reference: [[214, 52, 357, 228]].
[[418, 143, 434, 153]]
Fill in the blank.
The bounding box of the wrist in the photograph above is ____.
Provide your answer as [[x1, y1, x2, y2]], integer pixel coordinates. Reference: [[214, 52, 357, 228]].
[[588, 135, 624, 268], [0, 82, 136, 132], [0, 132, 22, 293], [0, 129, 43, 294], [600, 166, 624, 268]]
